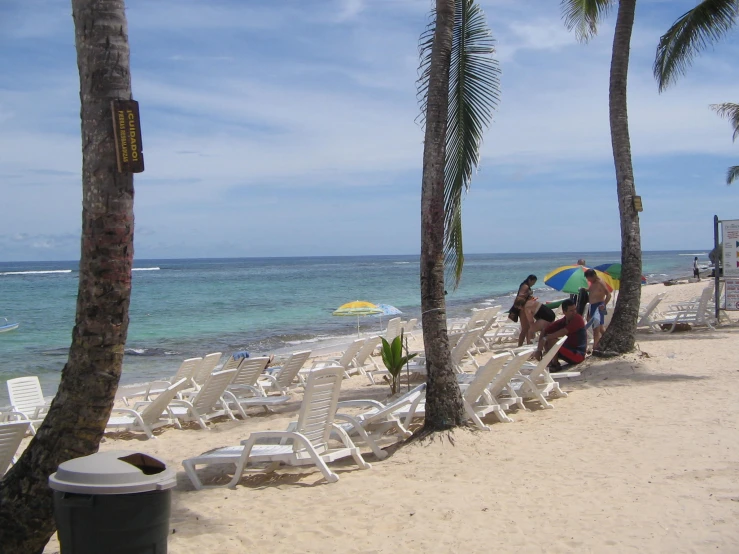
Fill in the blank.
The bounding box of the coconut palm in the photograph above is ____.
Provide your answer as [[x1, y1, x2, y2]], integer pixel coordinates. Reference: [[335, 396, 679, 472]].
[[654, 0, 738, 92], [711, 102, 739, 184], [417, 0, 500, 430], [0, 1, 136, 551], [561, 0, 643, 355]]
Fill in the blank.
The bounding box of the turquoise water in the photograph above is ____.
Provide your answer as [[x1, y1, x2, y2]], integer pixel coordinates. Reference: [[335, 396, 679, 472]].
[[0, 251, 705, 402]]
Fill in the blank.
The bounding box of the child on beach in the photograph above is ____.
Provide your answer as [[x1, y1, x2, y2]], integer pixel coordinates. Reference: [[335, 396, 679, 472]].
[[584, 269, 611, 350]]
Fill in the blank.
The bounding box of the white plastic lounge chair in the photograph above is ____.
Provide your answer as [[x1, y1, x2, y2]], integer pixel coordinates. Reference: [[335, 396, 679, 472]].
[[509, 337, 568, 409], [383, 317, 402, 343], [6, 376, 51, 435], [0, 421, 31, 476], [227, 357, 271, 397], [190, 352, 223, 390], [408, 327, 484, 375], [106, 378, 189, 439], [168, 369, 237, 430], [651, 286, 717, 333], [399, 318, 419, 339], [258, 350, 311, 394], [333, 384, 425, 458], [121, 357, 203, 405], [636, 293, 666, 332], [301, 339, 365, 384], [182, 366, 371, 489]]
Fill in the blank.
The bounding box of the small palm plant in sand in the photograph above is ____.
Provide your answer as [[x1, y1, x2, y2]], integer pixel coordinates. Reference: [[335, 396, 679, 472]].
[[380, 331, 418, 396]]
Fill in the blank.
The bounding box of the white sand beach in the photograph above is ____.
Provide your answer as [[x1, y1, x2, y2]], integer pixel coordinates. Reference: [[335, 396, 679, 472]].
[[40, 280, 739, 553]]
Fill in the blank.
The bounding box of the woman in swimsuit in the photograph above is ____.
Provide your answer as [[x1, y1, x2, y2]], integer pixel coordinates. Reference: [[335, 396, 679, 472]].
[[515, 275, 537, 346], [523, 297, 556, 343]]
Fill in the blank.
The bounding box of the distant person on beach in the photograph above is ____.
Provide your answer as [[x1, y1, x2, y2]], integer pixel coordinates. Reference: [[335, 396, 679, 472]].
[[693, 257, 701, 281], [584, 268, 611, 350], [577, 259, 586, 266], [533, 298, 587, 371], [511, 275, 537, 346], [523, 297, 556, 343]]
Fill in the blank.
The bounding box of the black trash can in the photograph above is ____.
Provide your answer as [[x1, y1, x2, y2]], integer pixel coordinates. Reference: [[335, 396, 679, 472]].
[[49, 450, 176, 554]]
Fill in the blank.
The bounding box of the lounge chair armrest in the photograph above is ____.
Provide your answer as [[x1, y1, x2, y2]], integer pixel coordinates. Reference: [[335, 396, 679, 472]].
[[109, 407, 140, 417], [228, 384, 265, 398], [0, 410, 29, 422], [258, 374, 278, 386], [240, 430, 305, 446], [336, 399, 385, 409], [167, 399, 194, 409]]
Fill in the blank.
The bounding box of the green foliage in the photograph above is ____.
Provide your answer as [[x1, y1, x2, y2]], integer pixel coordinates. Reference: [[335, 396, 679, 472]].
[[418, 0, 500, 290], [654, 0, 738, 92], [560, 0, 613, 42], [380, 331, 418, 395], [710, 103, 739, 184]]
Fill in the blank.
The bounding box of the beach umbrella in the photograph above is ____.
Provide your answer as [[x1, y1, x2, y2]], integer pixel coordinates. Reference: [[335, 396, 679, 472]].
[[333, 300, 383, 336], [373, 303, 403, 332], [594, 262, 621, 280], [543, 265, 615, 294]]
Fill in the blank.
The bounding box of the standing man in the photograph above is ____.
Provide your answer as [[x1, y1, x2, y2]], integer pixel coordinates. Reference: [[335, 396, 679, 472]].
[[533, 298, 587, 371], [584, 268, 611, 350], [693, 257, 701, 281]]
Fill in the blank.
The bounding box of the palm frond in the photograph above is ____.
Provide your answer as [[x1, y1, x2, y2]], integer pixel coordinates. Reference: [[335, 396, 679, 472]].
[[655, 0, 738, 92], [711, 102, 739, 141], [418, 0, 500, 289], [727, 165, 739, 184], [560, 0, 614, 42]]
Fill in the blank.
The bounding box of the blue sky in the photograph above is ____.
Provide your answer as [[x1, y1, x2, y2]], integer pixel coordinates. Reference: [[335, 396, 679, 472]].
[[0, 0, 738, 261]]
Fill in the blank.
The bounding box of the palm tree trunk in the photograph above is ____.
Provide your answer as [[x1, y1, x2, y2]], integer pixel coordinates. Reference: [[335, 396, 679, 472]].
[[420, 0, 465, 432], [0, 1, 135, 551], [598, 0, 642, 355]]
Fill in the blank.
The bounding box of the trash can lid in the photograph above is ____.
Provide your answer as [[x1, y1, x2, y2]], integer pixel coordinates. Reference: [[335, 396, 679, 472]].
[[49, 450, 177, 494]]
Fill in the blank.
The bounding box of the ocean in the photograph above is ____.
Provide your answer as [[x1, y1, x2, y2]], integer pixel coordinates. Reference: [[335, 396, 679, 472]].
[[0, 251, 706, 404]]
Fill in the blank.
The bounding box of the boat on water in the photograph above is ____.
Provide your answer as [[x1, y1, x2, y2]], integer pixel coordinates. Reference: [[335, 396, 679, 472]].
[[0, 318, 19, 333]]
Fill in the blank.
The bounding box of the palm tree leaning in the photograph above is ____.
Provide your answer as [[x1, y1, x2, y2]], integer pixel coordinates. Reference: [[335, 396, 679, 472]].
[[0, 1, 136, 551], [561, 0, 643, 355], [417, 0, 500, 431], [654, 0, 739, 183]]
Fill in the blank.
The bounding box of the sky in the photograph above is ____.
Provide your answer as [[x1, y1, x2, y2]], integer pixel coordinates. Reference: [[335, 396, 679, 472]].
[[0, 0, 738, 262]]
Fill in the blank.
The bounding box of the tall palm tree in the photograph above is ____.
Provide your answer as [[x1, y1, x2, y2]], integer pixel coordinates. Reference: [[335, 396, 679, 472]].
[[417, 0, 500, 431], [654, 1, 739, 184], [561, 0, 642, 355], [710, 102, 739, 184], [0, 1, 136, 551]]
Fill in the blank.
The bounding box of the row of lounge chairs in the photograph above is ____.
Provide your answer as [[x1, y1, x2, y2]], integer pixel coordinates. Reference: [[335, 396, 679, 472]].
[[181, 334, 573, 488]]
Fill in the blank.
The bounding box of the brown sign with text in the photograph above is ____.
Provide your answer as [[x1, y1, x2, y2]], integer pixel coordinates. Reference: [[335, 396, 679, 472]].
[[111, 100, 145, 173]]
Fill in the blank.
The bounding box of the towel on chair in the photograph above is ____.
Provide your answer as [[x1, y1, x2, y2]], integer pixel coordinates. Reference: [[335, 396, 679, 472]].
[[232, 350, 250, 360]]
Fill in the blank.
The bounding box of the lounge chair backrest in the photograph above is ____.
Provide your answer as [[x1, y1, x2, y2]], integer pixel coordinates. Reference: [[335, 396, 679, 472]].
[[7, 377, 45, 415], [488, 349, 535, 397], [173, 357, 203, 382], [463, 353, 510, 404], [221, 356, 242, 372], [275, 351, 311, 389], [696, 286, 714, 320], [191, 369, 236, 413], [384, 318, 402, 341], [192, 352, 223, 386], [451, 327, 483, 367], [230, 357, 270, 388], [0, 421, 31, 476], [338, 339, 366, 368], [637, 294, 665, 326], [140, 378, 189, 426], [400, 318, 418, 336], [527, 337, 567, 382], [354, 336, 381, 366], [294, 366, 344, 454]]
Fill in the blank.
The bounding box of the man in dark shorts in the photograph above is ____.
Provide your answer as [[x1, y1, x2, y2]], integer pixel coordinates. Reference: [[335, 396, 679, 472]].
[[532, 298, 587, 371]]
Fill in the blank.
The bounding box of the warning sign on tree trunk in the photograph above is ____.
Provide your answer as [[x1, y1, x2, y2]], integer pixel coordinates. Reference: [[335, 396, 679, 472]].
[[111, 100, 145, 173]]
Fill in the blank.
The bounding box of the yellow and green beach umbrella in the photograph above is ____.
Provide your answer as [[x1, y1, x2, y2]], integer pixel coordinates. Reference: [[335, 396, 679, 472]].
[[333, 300, 383, 336]]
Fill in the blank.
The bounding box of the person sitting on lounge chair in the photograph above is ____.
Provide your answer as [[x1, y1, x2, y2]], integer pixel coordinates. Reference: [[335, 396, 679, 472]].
[[532, 298, 587, 372]]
